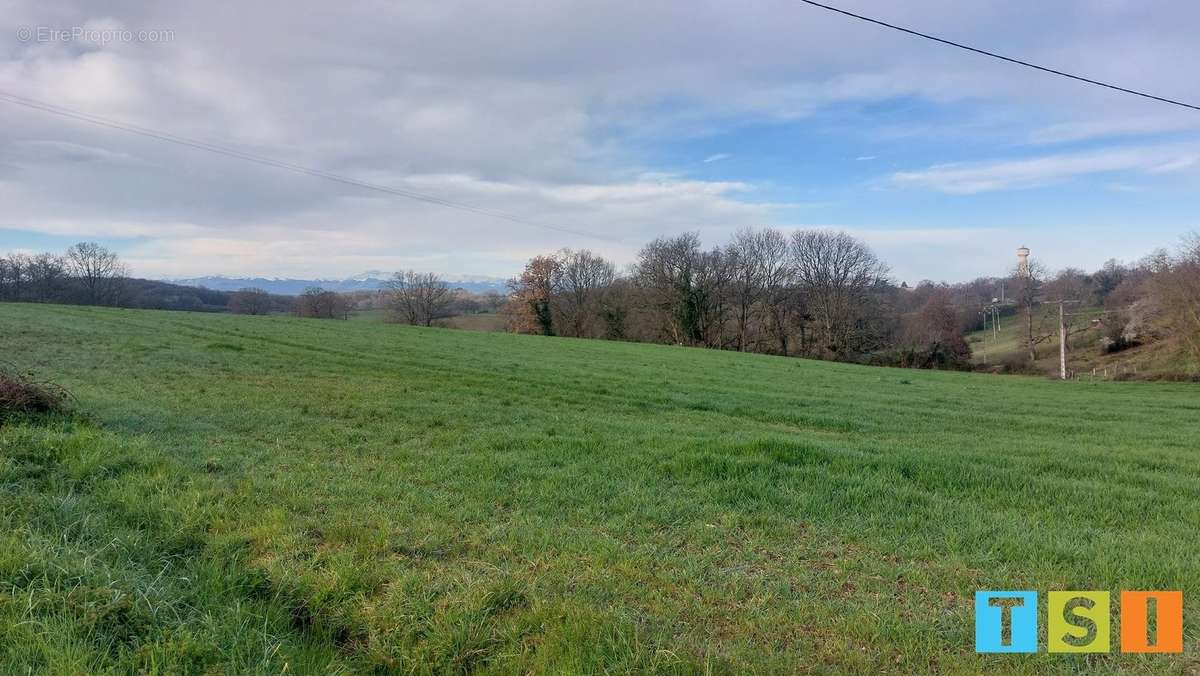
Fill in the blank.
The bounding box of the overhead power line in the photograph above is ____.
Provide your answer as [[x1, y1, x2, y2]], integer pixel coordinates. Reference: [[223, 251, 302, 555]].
[[796, 0, 1200, 112], [0, 90, 619, 242]]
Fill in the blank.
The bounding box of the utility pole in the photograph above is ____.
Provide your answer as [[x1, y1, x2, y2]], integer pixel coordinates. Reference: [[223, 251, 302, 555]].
[[1059, 303, 1066, 380], [980, 310, 989, 363], [1057, 300, 1081, 380]]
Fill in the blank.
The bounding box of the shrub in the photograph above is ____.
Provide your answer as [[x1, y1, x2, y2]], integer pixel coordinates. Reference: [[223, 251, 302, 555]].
[[868, 341, 973, 371], [0, 363, 70, 423], [994, 352, 1040, 375]]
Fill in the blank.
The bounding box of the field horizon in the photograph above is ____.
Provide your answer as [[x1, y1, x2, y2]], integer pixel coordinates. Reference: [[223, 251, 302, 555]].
[[2, 302, 1198, 673]]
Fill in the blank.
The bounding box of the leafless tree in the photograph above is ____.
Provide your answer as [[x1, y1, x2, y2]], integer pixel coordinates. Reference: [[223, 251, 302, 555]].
[[790, 230, 888, 357], [386, 270, 453, 327], [1145, 233, 1200, 365], [1011, 259, 1047, 362], [552, 249, 616, 338], [480, 290, 507, 313], [896, 288, 972, 369], [599, 276, 632, 340], [724, 228, 798, 353], [693, 245, 736, 348], [27, 254, 68, 302], [755, 229, 796, 355], [1045, 267, 1093, 305], [0, 254, 31, 302], [1092, 259, 1128, 302], [1, 253, 70, 303], [229, 287, 272, 315], [633, 233, 707, 345], [726, 229, 765, 351], [65, 242, 127, 306], [295, 286, 350, 319]]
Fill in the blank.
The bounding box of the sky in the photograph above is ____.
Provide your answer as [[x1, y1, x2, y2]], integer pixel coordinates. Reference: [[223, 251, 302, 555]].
[[2, 0, 1199, 284]]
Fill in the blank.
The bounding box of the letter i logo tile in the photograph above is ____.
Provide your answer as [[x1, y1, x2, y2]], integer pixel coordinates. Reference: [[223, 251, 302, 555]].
[[1121, 591, 1183, 653], [975, 591, 1038, 653], [1048, 591, 1110, 653]]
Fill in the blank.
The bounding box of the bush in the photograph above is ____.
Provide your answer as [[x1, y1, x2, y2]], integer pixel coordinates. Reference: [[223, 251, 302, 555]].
[[868, 340, 973, 371], [993, 352, 1040, 375], [0, 364, 70, 423]]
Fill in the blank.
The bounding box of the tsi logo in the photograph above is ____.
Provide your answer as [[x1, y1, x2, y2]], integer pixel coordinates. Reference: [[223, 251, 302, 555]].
[[975, 590, 1183, 654]]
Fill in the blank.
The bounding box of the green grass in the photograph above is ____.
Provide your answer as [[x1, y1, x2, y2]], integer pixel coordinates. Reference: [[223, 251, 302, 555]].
[[2, 303, 1199, 674]]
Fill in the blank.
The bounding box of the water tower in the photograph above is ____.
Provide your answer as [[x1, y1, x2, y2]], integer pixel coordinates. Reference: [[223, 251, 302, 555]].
[[1016, 247, 1030, 277]]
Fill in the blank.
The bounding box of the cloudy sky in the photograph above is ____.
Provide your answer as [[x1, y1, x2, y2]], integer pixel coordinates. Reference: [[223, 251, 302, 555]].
[[2, 0, 1199, 283]]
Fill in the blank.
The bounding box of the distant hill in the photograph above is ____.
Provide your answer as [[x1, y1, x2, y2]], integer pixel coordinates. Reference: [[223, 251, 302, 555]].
[[167, 272, 508, 296], [125, 278, 231, 312]]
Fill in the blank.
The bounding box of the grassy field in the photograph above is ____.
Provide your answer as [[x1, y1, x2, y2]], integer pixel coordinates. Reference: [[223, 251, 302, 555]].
[[2, 303, 1199, 674], [349, 308, 506, 333], [439, 313, 506, 333]]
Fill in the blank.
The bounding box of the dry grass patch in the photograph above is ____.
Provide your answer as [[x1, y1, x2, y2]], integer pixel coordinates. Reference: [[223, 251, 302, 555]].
[[0, 362, 70, 423]]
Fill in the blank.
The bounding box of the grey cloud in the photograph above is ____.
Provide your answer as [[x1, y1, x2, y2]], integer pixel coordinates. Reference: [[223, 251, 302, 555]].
[[2, 0, 1200, 277]]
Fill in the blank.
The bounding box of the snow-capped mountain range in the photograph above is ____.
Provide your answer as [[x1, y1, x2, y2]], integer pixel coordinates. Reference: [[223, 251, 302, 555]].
[[166, 272, 508, 296]]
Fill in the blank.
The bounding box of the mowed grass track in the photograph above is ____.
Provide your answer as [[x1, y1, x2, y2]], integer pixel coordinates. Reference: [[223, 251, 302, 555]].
[[2, 303, 1199, 674]]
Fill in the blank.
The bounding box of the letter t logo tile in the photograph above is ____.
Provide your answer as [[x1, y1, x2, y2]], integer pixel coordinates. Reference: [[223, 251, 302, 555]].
[[975, 591, 1038, 653]]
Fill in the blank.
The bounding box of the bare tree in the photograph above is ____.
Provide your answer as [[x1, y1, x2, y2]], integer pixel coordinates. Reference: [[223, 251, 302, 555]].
[[1045, 267, 1094, 305], [790, 230, 888, 357], [724, 228, 797, 353], [552, 249, 616, 338], [295, 286, 349, 319], [755, 229, 796, 355], [0, 254, 31, 302], [0, 253, 69, 303], [633, 233, 707, 345], [1092, 259, 1127, 302], [27, 253, 68, 303], [599, 277, 632, 340], [386, 270, 453, 327], [229, 287, 272, 315], [65, 242, 127, 306], [480, 290, 507, 313], [726, 229, 765, 351], [1145, 233, 1200, 365], [1011, 259, 1047, 362], [896, 288, 972, 369], [693, 245, 735, 348]]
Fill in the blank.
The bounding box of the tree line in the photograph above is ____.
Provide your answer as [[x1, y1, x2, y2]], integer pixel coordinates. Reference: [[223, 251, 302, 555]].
[[1, 243, 282, 313], [0, 242, 488, 324], [284, 272, 492, 324], [501, 228, 1200, 372], [8, 232, 1196, 373], [0, 242, 129, 306], [504, 228, 974, 369]]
